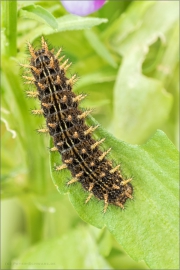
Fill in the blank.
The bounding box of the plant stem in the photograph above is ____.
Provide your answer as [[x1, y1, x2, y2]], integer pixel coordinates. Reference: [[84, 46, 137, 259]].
[[2, 0, 17, 56]]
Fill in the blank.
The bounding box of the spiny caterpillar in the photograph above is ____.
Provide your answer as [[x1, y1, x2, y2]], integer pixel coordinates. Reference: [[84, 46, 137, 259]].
[[22, 37, 133, 213]]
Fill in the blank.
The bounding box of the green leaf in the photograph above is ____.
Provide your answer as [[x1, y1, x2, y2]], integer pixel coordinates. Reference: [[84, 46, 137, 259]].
[[57, 14, 108, 31], [105, 1, 178, 144], [18, 15, 108, 47], [50, 117, 179, 269], [13, 227, 112, 269], [113, 49, 173, 144], [84, 29, 117, 68], [142, 22, 179, 146], [19, 5, 58, 29], [75, 69, 116, 90], [107, 1, 179, 55]]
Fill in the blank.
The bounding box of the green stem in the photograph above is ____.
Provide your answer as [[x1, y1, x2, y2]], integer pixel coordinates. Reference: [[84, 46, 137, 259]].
[[20, 195, 44, 244], [2, 0, 17, 56]]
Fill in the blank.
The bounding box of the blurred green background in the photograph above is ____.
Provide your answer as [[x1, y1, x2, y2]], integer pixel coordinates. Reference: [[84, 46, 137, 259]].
[[1, 0, 179, 269]]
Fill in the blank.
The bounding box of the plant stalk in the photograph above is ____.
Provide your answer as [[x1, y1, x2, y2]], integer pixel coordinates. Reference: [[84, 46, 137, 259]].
[[2, 0, 17, 56]]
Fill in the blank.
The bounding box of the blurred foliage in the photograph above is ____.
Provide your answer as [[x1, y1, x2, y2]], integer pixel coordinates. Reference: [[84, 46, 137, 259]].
[[1, 1, 179, 270]]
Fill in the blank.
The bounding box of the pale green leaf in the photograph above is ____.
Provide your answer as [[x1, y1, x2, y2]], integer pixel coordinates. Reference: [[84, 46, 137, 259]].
[[57, 15, 108, 31], [50, 117, 179, 269], [18, 15, 108, 47], [113, 49, 173, 144], [84, 29, 117, 68], [107, 1, 178, 144], [13, 227, 112, 269], [108, 1, 179, 56], [19, 5, 58, 29], [75, 69, 116, 90], [143, 22, 179, 147]]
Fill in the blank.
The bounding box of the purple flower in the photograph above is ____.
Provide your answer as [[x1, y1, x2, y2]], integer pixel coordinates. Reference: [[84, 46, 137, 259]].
[[61, 0, 106, 16]]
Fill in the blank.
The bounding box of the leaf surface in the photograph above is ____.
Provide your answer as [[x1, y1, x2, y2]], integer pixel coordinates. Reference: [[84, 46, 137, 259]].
[[106, 1, 179, 144], [57, 14, 108, 31], [50, 117, 179, 269], [19, 5, 58, 29], [84, 29, 117, 68], [18, 15, 108, 46], [13, 227, 112, 269]]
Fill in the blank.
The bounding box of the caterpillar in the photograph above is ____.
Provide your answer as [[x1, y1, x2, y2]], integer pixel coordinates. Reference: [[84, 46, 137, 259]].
[[22, 36, 133, 213]]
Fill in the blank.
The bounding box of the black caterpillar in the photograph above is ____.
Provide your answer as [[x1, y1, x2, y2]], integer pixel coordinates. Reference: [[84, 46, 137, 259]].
[[22, 37, 133, 213]]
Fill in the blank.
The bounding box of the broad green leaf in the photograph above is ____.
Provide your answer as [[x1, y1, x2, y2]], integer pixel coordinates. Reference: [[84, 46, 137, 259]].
[[143, 22, 179, 147], [113, 49, 173, 144], [19, 5, 58, 29], [108, 1, 179, 56], [50, 117, 179, 269], [105, 1, 178, 144], [13, 227, 112, 269], [84, 29, 117, 68], [18, 15, 108, 47], [102, 1, 153, 40]]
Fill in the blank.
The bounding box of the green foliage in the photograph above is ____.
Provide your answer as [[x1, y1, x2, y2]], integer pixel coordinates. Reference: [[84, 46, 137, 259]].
[[51, 119, 179, 269], [1, 1, 179, 270], [108, 1, 178, 144], [19, 5, 59, 29], [13, 226, 112, 269]]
